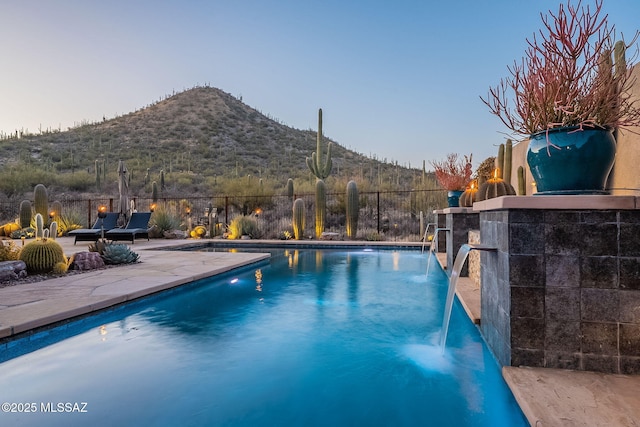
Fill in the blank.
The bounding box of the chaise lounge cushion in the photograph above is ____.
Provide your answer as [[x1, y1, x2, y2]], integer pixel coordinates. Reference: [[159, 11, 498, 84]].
[[105, 212, 152, 244], [68, 212, 120, 244]]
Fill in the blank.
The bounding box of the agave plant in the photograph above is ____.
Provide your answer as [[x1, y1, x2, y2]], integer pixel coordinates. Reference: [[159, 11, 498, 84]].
[[101, 243, 139, 265]]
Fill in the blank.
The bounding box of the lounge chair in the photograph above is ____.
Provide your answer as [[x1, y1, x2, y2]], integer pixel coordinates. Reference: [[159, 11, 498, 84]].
[[68, 212, 120, 245], [105, 212, 152, 244]]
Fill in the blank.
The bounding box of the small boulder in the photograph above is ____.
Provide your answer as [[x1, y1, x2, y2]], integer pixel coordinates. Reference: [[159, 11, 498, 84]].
[[320, 232, 341, 241], [0, 260, 27, 282], [70, 251, 105, 271], [163, 229, 188, 239]]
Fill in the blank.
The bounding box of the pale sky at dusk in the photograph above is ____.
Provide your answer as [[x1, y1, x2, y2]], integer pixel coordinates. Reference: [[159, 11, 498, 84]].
[[2, 0, 639, 170]]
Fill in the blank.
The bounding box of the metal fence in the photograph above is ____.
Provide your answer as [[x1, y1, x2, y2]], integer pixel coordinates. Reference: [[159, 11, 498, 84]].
[[0, 189, 448, 241]]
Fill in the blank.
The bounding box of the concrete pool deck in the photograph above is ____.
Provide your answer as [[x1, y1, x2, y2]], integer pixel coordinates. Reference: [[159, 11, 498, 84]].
[[0, 237, 638, 426]]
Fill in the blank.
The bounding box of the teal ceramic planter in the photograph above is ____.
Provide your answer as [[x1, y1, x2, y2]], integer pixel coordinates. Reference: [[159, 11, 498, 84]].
[[527, 127, 616, 195], [447, 190, 463, 207]]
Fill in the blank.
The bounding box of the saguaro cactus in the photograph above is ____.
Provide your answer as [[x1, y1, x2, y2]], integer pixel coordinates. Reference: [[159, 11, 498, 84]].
[[95, 160, 101, 189], [315, 180, 326, 238], [286, 178, 294, 201], [306, 108, 332, 180], [51, 201, 63, 220], [49, 221, 58, 240], [151, 181, 159, 203], [504, 139, 512, 186], [496, 144, 505, 179], [346, 180, 359, 239], [292, 198, 305, 240], [305, 109, 333, 238], [34, 213, 44, 240], [19, 200, 32, 229], [517, 166, 526, 195], [33, 184, 49, 224]]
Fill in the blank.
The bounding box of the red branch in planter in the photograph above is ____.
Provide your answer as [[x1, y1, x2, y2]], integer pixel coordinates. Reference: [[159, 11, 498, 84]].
[[431, 153, 473, 191], [482, 0, 640, 136]]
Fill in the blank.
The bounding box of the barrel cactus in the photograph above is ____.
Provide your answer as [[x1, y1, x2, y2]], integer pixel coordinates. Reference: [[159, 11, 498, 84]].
[[292, 198, 305, 240], [476, 171, 517, 201], [3, 222, 20, 236], [52, 261, 69, 275], [102, 243, 139, 265], [19, 239, 67, 273], [346, 180, 359, 239], [459, 181, 479, 207], [190, 225, 207, 238]]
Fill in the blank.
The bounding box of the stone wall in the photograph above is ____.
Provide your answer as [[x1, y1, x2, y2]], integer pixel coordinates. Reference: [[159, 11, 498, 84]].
[[468, 229, 481, 289], [445, 208, 479, 277], [479, 205, 640, 374]]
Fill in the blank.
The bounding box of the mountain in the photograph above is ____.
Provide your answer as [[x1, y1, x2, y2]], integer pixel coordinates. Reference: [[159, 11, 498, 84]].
[[0, 86, 428, 198]]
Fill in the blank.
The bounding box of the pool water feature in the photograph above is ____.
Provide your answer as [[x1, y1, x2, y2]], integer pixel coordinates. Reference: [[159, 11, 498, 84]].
[[440, 244, 497, 353], [0, 248, 526, 426]]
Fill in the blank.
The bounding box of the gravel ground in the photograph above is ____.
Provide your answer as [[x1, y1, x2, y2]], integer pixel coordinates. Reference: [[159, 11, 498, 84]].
[[0, 264, 124, 289]]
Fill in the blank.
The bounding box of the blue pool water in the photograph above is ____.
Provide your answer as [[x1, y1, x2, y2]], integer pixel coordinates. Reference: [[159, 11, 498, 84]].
[[0, 249, 527, 426]]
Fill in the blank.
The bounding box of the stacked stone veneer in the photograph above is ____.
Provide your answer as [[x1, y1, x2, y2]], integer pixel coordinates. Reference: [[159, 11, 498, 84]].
[[434, 210, 447, 252], [468, 230, 481, 289], [480, 208, 640, 374], [445, 208, 479, 277]]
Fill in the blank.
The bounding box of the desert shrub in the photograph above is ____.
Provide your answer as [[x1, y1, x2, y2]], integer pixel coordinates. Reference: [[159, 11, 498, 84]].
[[57, 208, 85, 234], [0, 240, 21, 261], [227, 215, 262, 239], [149, 204, 181, 233], [57, 171, 94, 192]]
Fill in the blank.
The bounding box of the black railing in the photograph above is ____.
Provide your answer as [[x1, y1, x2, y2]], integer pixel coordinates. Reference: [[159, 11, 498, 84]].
[[0, 189, 448, 241]]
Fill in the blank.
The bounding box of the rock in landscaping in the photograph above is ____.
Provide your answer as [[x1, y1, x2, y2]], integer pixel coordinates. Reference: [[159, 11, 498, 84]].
[[70, 251, 105, 271], [0, 260, 28, 282]]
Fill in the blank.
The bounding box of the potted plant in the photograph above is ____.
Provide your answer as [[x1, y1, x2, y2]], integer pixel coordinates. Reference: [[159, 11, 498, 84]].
[[431, 153, 473, 207], [482, 0, 640, 194]]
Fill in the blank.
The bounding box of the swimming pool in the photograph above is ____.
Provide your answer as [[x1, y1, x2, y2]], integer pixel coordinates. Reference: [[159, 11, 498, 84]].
[[0, 248, 527, 426]]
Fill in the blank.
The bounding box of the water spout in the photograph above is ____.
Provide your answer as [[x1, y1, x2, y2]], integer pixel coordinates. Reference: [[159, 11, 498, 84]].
[[440, 243, 496, 354], [421, 222, 437, 253], [426, 227, 449, 277]]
